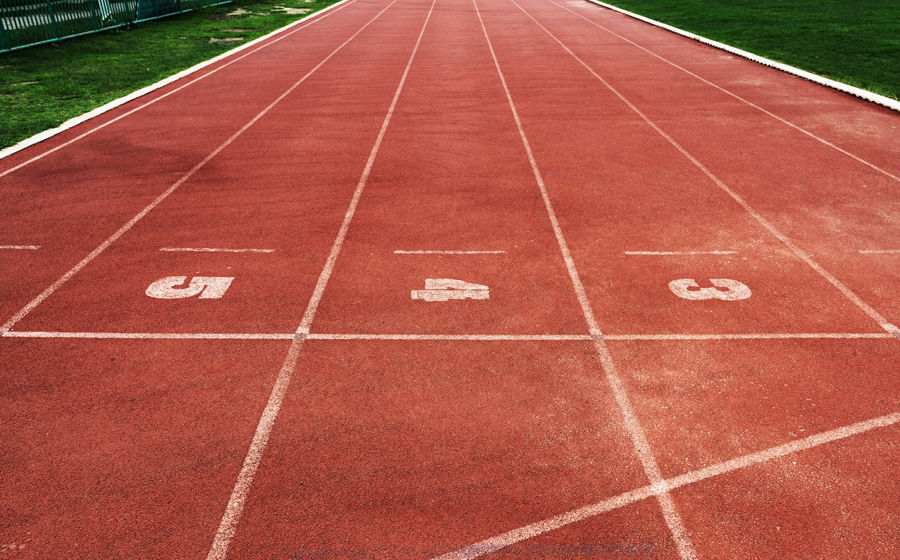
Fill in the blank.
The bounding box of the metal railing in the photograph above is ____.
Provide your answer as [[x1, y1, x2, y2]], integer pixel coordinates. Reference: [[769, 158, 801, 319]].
[[0, 0, 230, 52]]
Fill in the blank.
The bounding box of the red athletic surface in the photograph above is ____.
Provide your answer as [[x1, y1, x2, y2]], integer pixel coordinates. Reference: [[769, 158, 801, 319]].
[[2, 0, 899, 558]]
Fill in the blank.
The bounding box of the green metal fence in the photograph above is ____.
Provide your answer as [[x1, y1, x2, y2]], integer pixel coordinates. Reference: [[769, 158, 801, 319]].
[[0, 0, 230, 52]]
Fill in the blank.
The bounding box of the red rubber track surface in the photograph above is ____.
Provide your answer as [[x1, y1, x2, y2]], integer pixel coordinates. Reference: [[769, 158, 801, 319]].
[[1, 0, 899, 558]]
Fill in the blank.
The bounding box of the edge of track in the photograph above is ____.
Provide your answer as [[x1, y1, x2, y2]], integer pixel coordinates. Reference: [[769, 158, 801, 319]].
[[0, 0, 355, 161], [584, 0, 900, 113]]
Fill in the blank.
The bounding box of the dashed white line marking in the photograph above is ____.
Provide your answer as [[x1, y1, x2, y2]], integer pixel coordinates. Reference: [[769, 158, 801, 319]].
[[859, 250, 900, 254], [205, 2, 437, 559], [394, 250, 506, 254], [0, 245, 40, 250], [432, 410, 900, 559], [160, 247, 275, 253], [624, 251, 736, 255], [477, 2, 697, 558], [513, 0, 900, 338]]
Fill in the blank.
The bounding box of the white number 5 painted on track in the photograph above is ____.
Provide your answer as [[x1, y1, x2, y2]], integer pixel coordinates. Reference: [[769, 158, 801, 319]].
[[669, 278, 751, 301], [146, 276, 234, 299]]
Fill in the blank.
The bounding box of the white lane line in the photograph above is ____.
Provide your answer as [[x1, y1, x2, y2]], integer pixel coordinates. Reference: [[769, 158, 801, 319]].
[[432, 410, 900, 559], [514, 0, 900, 338], [605, 333, 893, 340], [0, 1, 397, 337], [1, 331, 294, 339], [160, 247, 275, 253], [624, 251, 736, 255], [549, 0, 900, 184], [205, 2, 438, 559], [394, 250, 507, 254], [0, 245, 40, 250], [859, 250, 900, 254], [0, 0, 358, 169], [476, 3, 697, 558]]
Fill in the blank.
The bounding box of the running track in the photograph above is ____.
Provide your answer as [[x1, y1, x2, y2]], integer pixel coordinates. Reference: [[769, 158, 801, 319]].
[[2, 0, 900, 557]]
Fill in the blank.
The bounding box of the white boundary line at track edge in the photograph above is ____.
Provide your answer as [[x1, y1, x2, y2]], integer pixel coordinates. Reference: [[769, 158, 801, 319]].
[[582, 0, 900, 113], [512, 0, 900, 338], [2, 331, 892, 341], [432, 410, 900, 559], [205, 2, 437, 558], [0, 0, 395, 336], [0, 0, 356, 164], [475, 1, 696, 558], [547, 0, 900, 184]]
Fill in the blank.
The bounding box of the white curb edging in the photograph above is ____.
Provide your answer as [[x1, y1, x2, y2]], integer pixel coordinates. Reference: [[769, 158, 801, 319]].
[[584, 0, 900, 113], [0, 0, 354, 161]]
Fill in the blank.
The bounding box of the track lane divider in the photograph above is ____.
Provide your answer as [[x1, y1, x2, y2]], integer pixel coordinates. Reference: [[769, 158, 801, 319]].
[[473, 1, 698, 558], [204, 1, 437, 558], [434, 409, 900, 559], [0, 0, 360, 176], [510, 0, 900, 338], [546, 0, 900, 185], [0, 0, 403, 336]]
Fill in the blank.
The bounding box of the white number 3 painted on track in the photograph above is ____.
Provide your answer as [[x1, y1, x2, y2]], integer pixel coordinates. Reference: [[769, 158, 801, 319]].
[[146, 276, 234, 299], [669, 278, 751, 301]]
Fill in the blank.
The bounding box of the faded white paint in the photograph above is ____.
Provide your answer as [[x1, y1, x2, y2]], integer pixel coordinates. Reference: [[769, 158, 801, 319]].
[[145, 276, 234, 299], [669, 278, 751, 301], [411, 279, 490, 301]]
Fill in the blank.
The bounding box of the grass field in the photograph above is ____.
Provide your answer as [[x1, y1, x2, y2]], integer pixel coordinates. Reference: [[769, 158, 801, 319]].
[[600, 0, 900, 102], [0, 0, 342, 150]]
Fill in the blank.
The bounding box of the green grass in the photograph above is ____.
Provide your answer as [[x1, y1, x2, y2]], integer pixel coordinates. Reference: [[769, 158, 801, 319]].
[[0, 0, 342, 150], [598, 0, 900, 102]]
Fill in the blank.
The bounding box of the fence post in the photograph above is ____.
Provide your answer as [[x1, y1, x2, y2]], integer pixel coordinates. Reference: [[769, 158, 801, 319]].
[[88, 0, 100, 29], [44, 0, 61, 40], [0, 8, 10, 52]]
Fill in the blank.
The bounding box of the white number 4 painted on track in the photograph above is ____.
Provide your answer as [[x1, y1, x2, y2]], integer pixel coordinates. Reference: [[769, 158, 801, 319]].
[[146, 276, 234, 299], [669, 278, 751, 301], [411, 278, 489, 302]]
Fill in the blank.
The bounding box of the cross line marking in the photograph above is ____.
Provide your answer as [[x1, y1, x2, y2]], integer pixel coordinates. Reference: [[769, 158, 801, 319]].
[[160, 247, 275, 253], [431, 409, 900, 559], [859, 250, 900, 254], [624, 250, 736, 255], [0, 245, 40, 250], [394, 250, 507, 254], [1, 331, 893, 341]]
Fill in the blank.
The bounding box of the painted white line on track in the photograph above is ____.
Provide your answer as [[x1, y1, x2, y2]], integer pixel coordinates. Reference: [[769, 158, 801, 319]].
[[513, 0, 900, 338], [1, 331, 294, 339], [624, 251, 736, 255], [205, 2, 438, 559], [548, 0, 900, 184], [0, 1, 392, 336], [859, 250, 900, 254], [432, 410, 900, 559], [1, 331, 892, 340], [0, 0, 358, 167], [394, 250, 507, 254], [477, 2, 697, 558], [160, 247, 275, 253], [0, 245, 40, 250]]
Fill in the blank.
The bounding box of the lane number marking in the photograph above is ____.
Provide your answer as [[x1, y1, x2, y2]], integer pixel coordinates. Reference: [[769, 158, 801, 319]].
[[411, 278, 489, 302], [669, 278, 751, 301], [146, 276, 234, 299]]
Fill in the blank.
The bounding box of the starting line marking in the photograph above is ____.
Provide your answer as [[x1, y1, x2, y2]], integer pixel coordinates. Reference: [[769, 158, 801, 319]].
[[432, 410, 900, 560], [160, 247, 275, 253], [624, 251, 736, 255], [0, 245, 40, 250], [395, 250, 507, 254]]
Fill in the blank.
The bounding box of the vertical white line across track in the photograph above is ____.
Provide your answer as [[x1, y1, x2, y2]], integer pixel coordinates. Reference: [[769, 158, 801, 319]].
[[509, 0, 900, 338], [548, 0, 900, 185], [204, 1, 437, 558], [0, 0, 358, 179], [473, 1, 698, 558], [0, 0, 401, 336]]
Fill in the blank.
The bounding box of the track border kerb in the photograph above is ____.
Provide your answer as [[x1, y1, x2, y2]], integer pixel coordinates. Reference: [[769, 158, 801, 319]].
[[582, 0, 900, 113]]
